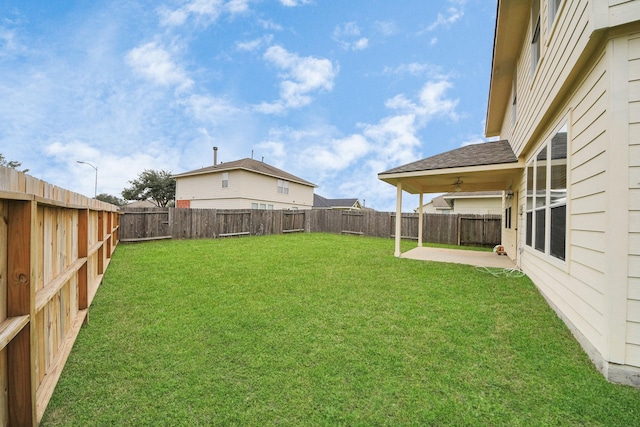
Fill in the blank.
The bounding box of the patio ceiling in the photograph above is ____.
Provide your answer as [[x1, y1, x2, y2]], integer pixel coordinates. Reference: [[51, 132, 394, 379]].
[[378, 163, 523, 194]]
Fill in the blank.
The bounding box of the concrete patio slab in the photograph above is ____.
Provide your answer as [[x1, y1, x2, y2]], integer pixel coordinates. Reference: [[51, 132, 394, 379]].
[[402, 246, 516, 269]]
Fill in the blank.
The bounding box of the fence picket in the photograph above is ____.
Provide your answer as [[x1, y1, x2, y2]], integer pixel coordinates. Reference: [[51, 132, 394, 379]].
[[119, 208, 501, 246], [0, 165, 119, 425]]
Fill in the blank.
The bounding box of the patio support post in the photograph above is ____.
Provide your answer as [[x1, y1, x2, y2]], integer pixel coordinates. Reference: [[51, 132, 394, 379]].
[[418, 193, 424, 247], [394, 183, 403, 257]]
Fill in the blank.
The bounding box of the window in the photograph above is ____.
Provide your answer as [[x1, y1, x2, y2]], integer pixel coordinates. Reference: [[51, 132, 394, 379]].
[[222, 172, 229, 188], [505, 206, 512, 229], [251, 203, 258, 209], [260, 203, 266, 210], [525, 123, 567, 261], [531, 0, 541, 75], [267, 204, 274, 210], [277, 179, 289, 194], [549, 0, 561, 29]]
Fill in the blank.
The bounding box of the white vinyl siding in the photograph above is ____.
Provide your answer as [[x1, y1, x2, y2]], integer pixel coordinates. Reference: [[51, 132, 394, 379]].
[[627, 34, 640, 367], [493, 1, 640, 381], [518, 43, 610, 365], [510, 0, 590, 157]]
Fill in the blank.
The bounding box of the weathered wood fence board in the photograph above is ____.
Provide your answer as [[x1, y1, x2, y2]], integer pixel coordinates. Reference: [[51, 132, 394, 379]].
[[0, 165, 119, 426], [459, 216, 502, 247], [120, 208, 501, 246]]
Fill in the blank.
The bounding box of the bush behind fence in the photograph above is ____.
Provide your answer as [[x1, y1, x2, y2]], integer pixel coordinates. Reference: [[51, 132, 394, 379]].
[[120, 207, 501, 247]]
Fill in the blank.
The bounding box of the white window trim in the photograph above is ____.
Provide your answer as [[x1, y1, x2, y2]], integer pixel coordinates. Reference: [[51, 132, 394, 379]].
[[547, 0, 563, 38], [277, 179, 290, 194]]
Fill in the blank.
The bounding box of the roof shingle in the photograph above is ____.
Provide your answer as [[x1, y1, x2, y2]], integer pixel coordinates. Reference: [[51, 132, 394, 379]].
[[173, 158, 316, 187], [380, 140, 517, 175]]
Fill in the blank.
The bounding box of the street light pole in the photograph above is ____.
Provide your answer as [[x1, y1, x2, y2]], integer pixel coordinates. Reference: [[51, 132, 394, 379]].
[[76, 160, 98, 198]]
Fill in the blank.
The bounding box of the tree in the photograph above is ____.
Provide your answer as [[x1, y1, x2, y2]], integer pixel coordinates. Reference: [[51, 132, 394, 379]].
[[122, 169, 176, 207], [0, 153, 29, 173], [96, 193, 125, 206]]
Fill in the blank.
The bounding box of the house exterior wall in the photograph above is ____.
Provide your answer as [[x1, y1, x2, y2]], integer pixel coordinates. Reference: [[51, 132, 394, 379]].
[[420, 203, 447, 214], [449, 197, 502, 215], [626, 33, 640, 369], [176, 170, 314, 210], [419, 195, 501, 214], [494, 0, 640, 383]]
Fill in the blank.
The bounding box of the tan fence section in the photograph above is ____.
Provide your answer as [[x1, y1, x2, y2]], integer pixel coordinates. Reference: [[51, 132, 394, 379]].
[[119, 208, 501, 247], [0, 166, 119, 426]]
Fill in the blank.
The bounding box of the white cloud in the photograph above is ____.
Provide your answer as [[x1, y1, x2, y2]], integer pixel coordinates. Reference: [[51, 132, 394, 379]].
[[300, 134, 371, 171], [44, 140, 178, 198], [258, 19, 283, 31], [236, 34, 273, 52], [362, 114, 421, 167], [279, 0, 312, 6], [256, 140, 286, 159], [385, 79, 458, 123], [259, 45, 337, 112], [383, 62, 440, 77], [158, 0, 252, 27], [225, 0, 252, 14], [352, 38, 369, 51], [333, 22, 369, 51], [0, 27, 24, 58], [426, 0, 466, 32], [183, 94, 242, 122], [374, 21, 397, 36], [126, 42, 193, 91]]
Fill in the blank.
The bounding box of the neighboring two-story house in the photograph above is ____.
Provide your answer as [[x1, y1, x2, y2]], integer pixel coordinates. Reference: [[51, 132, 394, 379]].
[[379, 0, 640, 386], [174, 158, 316, 210]]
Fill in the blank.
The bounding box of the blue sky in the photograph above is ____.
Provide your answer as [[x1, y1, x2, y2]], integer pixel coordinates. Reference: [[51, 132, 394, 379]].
[[0, 0, 497, 211]]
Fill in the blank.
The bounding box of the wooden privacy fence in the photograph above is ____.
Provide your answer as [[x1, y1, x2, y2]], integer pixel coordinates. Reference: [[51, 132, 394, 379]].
[[0, 166, 119, 426], [120, 208, 501, 246]]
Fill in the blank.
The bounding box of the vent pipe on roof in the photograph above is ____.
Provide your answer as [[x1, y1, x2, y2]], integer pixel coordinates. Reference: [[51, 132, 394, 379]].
[[213, 146, 218, 166]]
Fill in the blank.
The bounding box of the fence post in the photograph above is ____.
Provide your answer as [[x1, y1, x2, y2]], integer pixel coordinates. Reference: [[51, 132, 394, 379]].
[[78, 209, 89, 312], [7, 200, 37, 427]]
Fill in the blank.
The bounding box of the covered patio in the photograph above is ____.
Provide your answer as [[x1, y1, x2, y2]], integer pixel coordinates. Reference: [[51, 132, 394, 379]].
[[378, 140, 524, 260], [402, 246, 516, 269]]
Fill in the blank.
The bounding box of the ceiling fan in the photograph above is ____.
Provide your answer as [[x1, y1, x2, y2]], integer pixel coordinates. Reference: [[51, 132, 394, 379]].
[[452, 177, 463, 192]]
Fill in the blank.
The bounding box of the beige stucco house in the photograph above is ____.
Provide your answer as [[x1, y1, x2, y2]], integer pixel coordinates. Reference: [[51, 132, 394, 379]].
[[379, 0, 640, 387], [417, 191, 503, 214], [174, 158, 316, 210]]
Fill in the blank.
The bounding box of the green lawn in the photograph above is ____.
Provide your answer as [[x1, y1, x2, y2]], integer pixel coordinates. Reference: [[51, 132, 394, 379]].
[[41, 233, 640, 426]]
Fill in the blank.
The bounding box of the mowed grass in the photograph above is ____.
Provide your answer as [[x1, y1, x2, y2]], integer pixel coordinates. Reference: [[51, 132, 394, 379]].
[[41, 233, 640, 426]]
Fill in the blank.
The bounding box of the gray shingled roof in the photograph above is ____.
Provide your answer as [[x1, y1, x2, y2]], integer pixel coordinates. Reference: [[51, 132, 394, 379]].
[[431, 195, 451, 209], [380, 140, 517, 175], [173, 158, 316, 187], [313, 194, 359, 209]]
